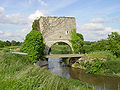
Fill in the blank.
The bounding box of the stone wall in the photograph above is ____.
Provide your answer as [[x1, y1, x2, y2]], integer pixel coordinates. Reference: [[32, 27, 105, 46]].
[[38, 16, 76, 54]]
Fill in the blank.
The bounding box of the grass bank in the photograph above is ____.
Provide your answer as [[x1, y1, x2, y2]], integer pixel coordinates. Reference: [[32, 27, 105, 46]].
[[72, 51, 120, 77], [0, 48, 93, 90]]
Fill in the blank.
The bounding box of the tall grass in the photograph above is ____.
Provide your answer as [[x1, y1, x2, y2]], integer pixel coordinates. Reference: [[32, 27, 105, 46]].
[[0, 49, 93, 90]]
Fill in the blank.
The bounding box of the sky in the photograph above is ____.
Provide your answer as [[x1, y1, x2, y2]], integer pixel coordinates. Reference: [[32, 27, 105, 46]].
[[0, 0, 120, 41]]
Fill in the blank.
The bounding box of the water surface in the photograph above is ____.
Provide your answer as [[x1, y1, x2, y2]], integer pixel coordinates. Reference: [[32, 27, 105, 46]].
[[48, 58, 120, 90]]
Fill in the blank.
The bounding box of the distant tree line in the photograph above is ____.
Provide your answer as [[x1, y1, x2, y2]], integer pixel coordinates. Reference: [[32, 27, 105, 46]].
[[0, 40, 22, 48], [69, 29, 120, 57], [73, 32, 120, 57]]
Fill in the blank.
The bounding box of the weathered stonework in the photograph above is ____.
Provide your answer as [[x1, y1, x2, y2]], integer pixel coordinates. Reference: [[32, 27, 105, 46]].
[[38, 16, 76, 55]]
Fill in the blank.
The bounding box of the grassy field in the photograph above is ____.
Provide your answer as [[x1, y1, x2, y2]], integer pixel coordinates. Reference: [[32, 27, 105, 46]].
[[50, 45, 72, 54], [0, 48, 93, 90]]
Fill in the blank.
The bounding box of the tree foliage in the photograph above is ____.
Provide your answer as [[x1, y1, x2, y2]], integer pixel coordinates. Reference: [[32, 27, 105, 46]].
[[82, 32, 120, 57], [21, 30, 45, 63], [21, 19, 45, 63], [107, 32, 120, 57], [69, 29, 84, 54], [32, 19, 40, 31], [0, 40, 21, 48]]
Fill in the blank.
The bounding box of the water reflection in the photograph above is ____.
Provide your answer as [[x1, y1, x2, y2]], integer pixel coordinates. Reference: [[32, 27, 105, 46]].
[[69, 68, 120, 90], [48, 58, 70, 78], [48, 58, 120, 90]]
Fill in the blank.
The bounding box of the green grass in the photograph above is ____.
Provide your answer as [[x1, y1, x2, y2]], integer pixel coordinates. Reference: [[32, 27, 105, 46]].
[[84, 51, 120, 76], [50, 45, 72, 54], [104, 60, 120, 74], [0, 49, 93, 90], [85, 51, 116, 59]]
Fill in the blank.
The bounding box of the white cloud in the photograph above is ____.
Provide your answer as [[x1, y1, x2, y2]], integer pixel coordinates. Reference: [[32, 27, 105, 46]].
[[77, 23, 120, 41], [0, 7, 4, 13], [28, 10, 47, 21], [38, 0, 47, 6], [0, 30, 3, 34], [91, 17, 120, 23], [0, 7, 30, 25], [80, 23, 104, 31], [0, 25, 31, 41], [28, 0, 47, 6], [0, 13, 30, 25], [0, 7, 48, 41]]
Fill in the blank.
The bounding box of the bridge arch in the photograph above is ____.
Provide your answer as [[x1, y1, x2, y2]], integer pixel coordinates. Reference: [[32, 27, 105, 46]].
[[44, 40, 73, 55]]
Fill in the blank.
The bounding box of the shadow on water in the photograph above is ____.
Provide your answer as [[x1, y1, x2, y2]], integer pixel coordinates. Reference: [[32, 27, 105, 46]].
[[44, 58, 120, 90]]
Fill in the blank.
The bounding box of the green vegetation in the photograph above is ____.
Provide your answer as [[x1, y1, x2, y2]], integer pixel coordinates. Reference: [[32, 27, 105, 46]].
[[21, 30, 45, 63], [83, 59, 105, 74], [50, 43, 72, 54], [32, 18, 40, 31], [85, 51, 116, 59], [0, 49, 93, 90], [0, 40, 21, 48], [104, 60, 120, 74], [69, 29, 84, 54], [83, 32, 120, 58], [21, 19, 45, 63], [74, 51, 120, 76], [71, 32, 120, 76], [107, 32, 120, 57]]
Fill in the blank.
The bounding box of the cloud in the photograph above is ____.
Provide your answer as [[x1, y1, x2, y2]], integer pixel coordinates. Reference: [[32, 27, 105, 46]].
[[0, 7, 4, 13], [0, 25, 31, 41], [77, 23, 120, 41], [28, 0, 47, 6], [91, 17, 120, 23], [0, 7, 48, 41], [38, 0, 47, 6], [28, 10, 48, 21], [0, 7, 30, 25], [80, 23, 104, 31], [0, 30, 3, 34], [0, 13, 30, 25]]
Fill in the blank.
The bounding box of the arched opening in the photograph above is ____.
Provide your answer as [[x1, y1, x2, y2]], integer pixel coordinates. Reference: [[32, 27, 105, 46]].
[[48, 42, 73, 55]]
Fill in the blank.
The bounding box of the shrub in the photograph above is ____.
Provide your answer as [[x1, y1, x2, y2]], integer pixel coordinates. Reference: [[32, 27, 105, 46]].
[[84, 59, 105, 74], [21, 30, 45, 63], [104, 60, 120, 74], [69, 29, 84, 54]]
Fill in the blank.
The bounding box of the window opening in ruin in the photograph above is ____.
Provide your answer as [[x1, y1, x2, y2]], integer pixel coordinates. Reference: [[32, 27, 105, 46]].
[[66, 31, 68, 35]]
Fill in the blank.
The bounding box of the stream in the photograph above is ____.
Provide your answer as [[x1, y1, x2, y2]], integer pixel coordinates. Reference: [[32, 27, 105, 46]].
[[48, 58, 120, 90]]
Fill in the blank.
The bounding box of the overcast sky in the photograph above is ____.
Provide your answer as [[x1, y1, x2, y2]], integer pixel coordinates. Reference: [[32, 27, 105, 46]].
[[0, 0, 120, 41]]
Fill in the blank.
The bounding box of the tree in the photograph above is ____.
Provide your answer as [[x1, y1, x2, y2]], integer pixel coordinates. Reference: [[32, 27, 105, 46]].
[[21, 19, 45, 63], [4, 40, 11, 46], [69, 29, 84, 54], [0, 40, 4, 48], [22, 30, 45, 63], [11, 40, 17, 46], [32, 19, 40, 31], [107, 32, 120, 57]]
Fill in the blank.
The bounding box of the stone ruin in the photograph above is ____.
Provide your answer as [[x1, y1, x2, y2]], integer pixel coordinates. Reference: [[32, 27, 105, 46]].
[[38, 16, 76, 55]]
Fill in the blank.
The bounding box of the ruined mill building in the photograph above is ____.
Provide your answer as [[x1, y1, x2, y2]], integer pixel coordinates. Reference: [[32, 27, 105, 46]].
[[38, 16, 76, 55]]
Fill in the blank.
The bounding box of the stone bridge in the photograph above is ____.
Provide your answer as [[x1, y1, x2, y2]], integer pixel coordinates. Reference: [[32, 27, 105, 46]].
[[38, 16, 76, 55]]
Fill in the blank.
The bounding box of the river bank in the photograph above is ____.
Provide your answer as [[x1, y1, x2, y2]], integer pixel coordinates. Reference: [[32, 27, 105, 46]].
[[69, 51, 120, 77], [0, 48, 93, 90]]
